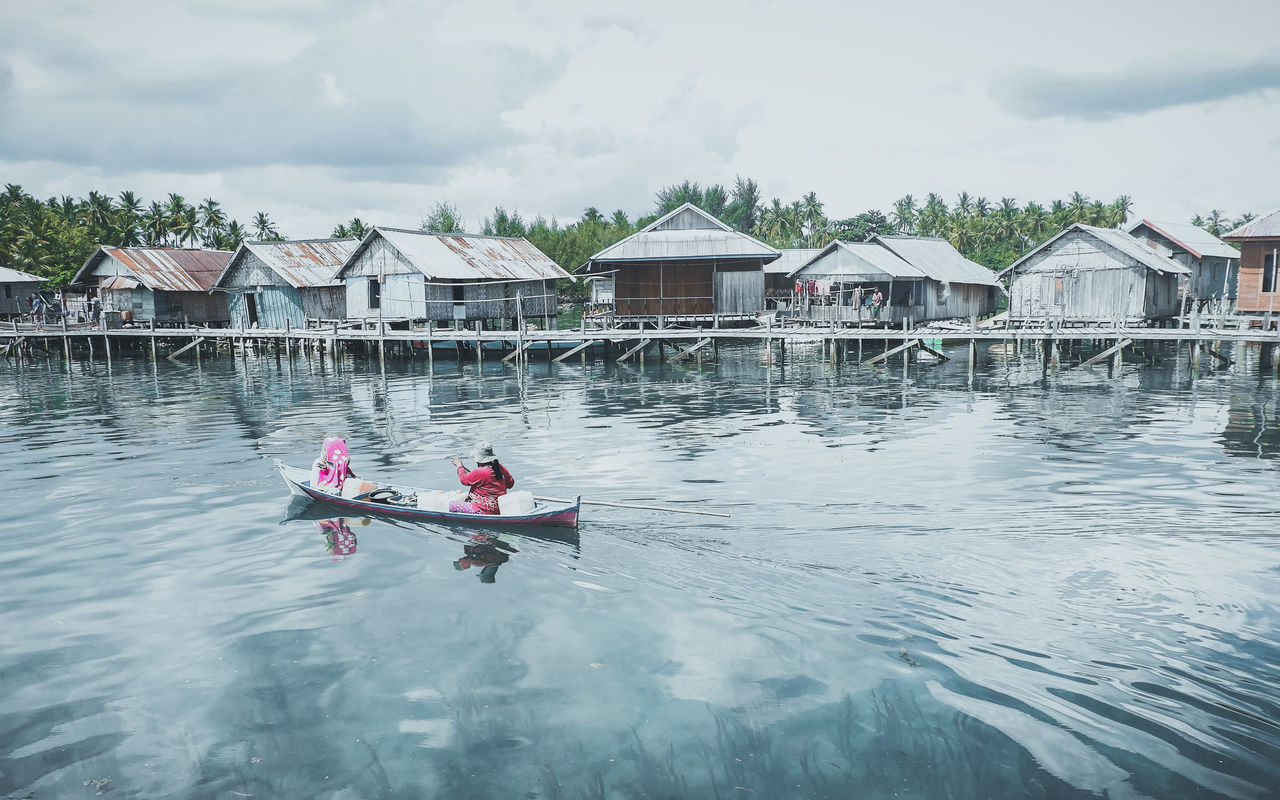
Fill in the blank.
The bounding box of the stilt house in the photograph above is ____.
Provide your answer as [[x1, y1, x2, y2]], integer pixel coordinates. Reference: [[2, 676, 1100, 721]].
[[580, 203, 779, 324], [213, 239, 355, 329], [765, 248, 821, 299], [1127, 219, 1239, 309], [787, 236, 1000, 325], [71, 246, 231, 326], [1000, 223, 1188, 324], [0, 266, 45, 317], [1223, 210, 1280, 315], [335, 228, 570, 328]]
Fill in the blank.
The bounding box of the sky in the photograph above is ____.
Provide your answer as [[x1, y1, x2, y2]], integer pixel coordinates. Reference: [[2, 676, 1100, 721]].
[[1, 0, 1278, 238]]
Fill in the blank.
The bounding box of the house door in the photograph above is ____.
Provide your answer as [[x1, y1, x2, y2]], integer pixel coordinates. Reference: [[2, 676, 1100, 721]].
[[246, 293, 259, 327]]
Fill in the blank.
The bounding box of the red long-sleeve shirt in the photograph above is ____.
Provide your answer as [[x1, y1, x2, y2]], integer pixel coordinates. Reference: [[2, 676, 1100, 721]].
[[456, 464, 515, 500]]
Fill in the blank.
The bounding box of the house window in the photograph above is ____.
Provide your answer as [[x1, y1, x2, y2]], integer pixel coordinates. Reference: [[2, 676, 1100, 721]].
[[453, 284, 464, 302], [1264, 253, 1278, 294], [368, 277, 381, 309], [3, 285, 11, 299]]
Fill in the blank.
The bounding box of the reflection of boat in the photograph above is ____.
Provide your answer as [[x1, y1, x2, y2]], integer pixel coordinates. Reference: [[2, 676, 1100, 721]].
[[275, 461, 580, 528]]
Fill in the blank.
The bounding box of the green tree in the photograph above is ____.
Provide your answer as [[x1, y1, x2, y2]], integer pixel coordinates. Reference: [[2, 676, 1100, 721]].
[[420, 201, 465, 234]]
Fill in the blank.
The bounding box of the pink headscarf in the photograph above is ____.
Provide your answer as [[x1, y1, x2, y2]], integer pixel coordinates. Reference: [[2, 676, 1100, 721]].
[[316, 437, 351, 491]]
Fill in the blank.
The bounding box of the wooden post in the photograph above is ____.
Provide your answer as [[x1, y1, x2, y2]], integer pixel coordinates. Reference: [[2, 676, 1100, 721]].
[[88, 334, 94, 360], [104, 332, 111, 365]]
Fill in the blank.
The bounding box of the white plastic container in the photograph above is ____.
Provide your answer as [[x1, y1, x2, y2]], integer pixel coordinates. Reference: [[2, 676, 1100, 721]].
[[340, 479, 376, 499], [417, 490, 454, 512], [498, 490, 535, 516]]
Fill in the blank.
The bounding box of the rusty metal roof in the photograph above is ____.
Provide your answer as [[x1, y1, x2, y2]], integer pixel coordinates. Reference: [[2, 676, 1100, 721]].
[[338, 228, 571, 281], [1224, 209, 1280, 241], [72, 246, 231, 292], [217, 239, 357, 289]]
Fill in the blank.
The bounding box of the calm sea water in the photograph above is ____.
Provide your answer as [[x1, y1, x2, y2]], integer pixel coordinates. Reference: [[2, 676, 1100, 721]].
[[2, 341, 1279, 799]]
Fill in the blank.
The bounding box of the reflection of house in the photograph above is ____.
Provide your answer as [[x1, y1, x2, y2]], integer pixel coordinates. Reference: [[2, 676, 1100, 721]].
[[336, 228, 569, 327], [788, 236, 1000, 326], [213, 239, 355, 329], [580, 203, 779, 324], [1223, 210, 1280, 315], [1127, 219, 1239, 308], [0, 265, 45, 317], [71, 246, 231, 325], [1001, 224, 1187, 324]]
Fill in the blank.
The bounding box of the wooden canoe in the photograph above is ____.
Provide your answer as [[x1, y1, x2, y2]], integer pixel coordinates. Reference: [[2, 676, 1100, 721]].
[[276, 461, 580, 528]]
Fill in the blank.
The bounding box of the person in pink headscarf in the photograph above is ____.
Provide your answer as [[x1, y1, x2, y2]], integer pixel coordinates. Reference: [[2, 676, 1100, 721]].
[[312, 437, 356, 493]]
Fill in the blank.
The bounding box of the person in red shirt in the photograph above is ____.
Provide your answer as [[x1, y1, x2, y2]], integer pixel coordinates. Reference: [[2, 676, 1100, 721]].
[[449, 442, 515, 514]]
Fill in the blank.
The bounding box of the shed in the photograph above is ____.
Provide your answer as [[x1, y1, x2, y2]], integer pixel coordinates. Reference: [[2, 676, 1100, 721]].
[[764, 248, 821, 297], [0, 265, 46, 317], [1000, 224, 1189, 324], [1127, 219, 1239, 308], [335, 228, 570, 328], [788, 237, 1000, 326], [1223, 209, 1280, 315], [213, 239, 355, 329], [580, 203, 779, 323], [70, 246, 231, 326]]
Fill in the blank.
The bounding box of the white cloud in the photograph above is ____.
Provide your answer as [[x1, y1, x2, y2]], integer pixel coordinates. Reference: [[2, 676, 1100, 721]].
[[2, 0, 1279, 234]]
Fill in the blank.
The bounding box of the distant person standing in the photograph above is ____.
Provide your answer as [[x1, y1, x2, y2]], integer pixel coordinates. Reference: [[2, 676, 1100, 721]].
[[32, 295, 44, 327], [90, 295, 102, 327], [872, 288, 884, 319]]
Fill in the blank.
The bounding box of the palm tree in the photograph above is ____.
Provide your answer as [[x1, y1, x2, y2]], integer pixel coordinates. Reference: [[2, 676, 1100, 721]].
[[754, 199, 789, 246], [1050, 200, 1072, 228], [224, 220, 248, 249], [1204, 209, 1226, 236], [142, 202, 167, 245], [252, 211, 280, 240], [973, 196, 991, 218], [1021, 202, 1052, 241], [891, 195, 917, 234], [177, 207, 201, 246], [1106, 195, 1133, 228], [1067, 191, 1090, 223], [198, 198, 226, 245]]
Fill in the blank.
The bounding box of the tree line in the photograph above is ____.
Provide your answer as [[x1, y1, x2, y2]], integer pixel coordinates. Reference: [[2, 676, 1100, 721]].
[[0, 179, 1257, 291]]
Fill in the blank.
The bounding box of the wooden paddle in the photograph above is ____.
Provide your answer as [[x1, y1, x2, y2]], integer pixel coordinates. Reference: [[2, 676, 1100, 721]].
[[534, 495, 730, 518]]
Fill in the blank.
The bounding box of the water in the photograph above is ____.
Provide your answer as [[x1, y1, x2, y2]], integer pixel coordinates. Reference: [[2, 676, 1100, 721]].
[[2, 342, 1279, 799]]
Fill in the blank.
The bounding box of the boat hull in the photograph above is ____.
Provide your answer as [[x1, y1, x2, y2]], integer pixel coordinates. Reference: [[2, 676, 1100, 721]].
[[276, 462, 579, 528]]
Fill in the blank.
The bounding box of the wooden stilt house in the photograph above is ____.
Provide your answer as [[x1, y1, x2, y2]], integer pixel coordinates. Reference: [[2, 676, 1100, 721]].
[[1000, 223, 1188, 325], [335, 228, 570, 328], [0, 266, 45, 318], [580, 203, 779, 325], [1222, 209, 1280, 316], [787, 236, 1000, 325], [70, 246, 231, 326], [213, 239, 355, 329], [1127, 219, 1239, 310]]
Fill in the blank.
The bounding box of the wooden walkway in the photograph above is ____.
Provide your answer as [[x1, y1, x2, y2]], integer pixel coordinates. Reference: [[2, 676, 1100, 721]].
[[5, 317, 1280, 369]]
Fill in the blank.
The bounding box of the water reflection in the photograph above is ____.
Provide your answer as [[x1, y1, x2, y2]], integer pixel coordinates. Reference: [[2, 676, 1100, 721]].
[[4, 344, 1280, 798], [315, 517, 363, 559], [453, 532, 518, 583]]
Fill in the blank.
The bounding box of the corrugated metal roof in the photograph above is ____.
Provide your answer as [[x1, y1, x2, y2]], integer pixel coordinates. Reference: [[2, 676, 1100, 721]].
[[219, 239, 357, 289], [870, 236, 1001, 286], [765, 248, 822, 274], [1130, 219, 1240, 260], [791, 241, 925, 279], [0, 265, 46, 283], [588, 202, 779, 265], [340, 228, 570, 281], [72, 246, 231, 291], [1224, 209, 1280, 240], [1002, 224, 1191, 277]]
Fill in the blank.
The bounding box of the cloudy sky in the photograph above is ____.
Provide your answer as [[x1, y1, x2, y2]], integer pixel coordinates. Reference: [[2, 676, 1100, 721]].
[[2, 0, 1278, 237]]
